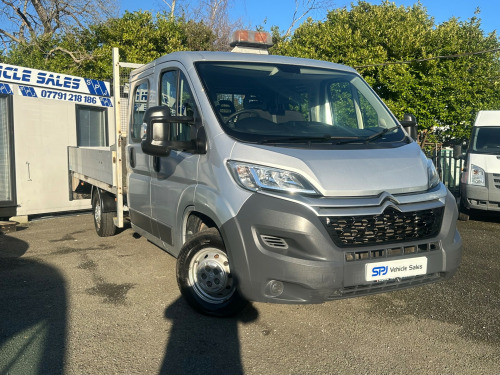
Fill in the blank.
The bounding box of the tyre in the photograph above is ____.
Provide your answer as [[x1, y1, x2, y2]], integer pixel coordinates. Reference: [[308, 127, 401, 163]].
[[458, 197, 470, 221], [92, 190, 117, 237], [185, 215, 211, 241], [176, 228, 248, 317]]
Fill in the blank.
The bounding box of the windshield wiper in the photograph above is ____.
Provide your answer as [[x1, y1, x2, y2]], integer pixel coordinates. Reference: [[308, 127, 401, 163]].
[[335, 126, 400, 145], [258, 135, 359, 144]]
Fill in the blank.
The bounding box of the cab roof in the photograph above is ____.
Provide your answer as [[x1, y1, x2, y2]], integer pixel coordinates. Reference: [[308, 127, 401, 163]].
[[475, 110, 500, 127], [130, 51, 357, 79]]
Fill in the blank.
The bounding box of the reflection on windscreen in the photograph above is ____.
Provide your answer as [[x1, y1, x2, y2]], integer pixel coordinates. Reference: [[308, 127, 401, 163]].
[[196, 62, 404, 145], [472, 126, 500, 154]]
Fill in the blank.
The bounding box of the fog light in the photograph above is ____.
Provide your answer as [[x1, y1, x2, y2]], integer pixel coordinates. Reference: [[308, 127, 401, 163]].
[[265, 280, 284, 297]]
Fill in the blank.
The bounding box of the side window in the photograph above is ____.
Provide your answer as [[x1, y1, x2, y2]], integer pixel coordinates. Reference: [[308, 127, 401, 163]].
[[76, 105, 108, 146], [160, 71, 177, 115], [131, 81, 149, 142], [179, 72, 195, 117], [160, 70, 197, 143]]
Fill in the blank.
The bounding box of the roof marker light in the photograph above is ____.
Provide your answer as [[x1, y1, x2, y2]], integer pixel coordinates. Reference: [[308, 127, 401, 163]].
[[230, 30, 273, 54]]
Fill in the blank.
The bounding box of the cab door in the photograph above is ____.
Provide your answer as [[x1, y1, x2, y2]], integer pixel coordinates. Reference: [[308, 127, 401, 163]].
[[150, 67, 200, 249], [127, 79, 153, 232]]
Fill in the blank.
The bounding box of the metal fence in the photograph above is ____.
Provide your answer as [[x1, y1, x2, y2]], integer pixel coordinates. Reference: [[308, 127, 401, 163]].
[[428, 148, 464, 197]]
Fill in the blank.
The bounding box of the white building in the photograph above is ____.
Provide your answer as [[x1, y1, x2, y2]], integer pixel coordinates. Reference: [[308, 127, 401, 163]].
[[0, 63, 115, 219]]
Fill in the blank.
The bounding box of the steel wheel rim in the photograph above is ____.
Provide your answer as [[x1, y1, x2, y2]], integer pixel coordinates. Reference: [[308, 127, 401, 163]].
[[188, 247, 235, 304], [94, 200, 101, 229]]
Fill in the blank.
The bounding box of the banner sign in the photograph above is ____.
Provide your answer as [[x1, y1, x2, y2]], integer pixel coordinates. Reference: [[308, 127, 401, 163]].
[[18, 86, 113, 107], [0, 82, 13, 95], [0, 63, 110, 97]]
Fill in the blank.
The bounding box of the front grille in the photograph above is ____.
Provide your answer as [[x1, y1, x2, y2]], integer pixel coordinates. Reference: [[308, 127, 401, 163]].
[[493, 174, 500, 189], [321, 207, 444, 248], [328, 273, 444, 300]]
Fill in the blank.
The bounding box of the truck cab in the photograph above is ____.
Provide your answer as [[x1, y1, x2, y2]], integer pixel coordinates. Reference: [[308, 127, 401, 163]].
[[122, 40, 462, 315], [457, 110, 500, 220]]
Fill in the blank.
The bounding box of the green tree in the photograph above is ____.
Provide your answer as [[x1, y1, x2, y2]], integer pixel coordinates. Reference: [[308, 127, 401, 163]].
[[0, 0, 117, 49], [5, 11, 216, 80], [272, 1, 500, 145]]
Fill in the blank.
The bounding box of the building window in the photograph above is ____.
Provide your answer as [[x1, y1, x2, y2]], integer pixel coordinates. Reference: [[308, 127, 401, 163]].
[[0, 94, 15, 206], [76, 105, 108, 146]]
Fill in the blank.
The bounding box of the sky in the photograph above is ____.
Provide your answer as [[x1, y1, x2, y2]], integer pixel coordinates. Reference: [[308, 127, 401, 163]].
[[120, 0, 499, 36]]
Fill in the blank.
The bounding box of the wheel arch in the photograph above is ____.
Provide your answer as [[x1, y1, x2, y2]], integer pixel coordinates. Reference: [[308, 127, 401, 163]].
[[181, 207, 218, 246], [91, 186, 117, 213], [177, 184, 243, 247]]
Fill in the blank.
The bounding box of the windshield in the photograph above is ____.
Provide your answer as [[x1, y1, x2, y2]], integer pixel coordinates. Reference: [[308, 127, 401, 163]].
[[471, 126, 500, 154], [195, 62, 406, 147]]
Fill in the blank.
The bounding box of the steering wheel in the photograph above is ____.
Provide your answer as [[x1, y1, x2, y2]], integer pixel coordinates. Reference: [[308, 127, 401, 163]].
[[226, 110, 262, 126]]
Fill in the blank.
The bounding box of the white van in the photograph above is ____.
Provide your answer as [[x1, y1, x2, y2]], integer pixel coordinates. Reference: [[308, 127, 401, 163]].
[[456, 110, 500, 220]]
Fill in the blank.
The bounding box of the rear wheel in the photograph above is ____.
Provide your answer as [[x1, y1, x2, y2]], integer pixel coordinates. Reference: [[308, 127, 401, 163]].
[[92, 190, 117, 237], [176, 228, 248, 317]]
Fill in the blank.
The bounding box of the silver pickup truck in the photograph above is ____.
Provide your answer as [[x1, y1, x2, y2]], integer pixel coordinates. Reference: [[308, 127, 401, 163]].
[[69, 33, 462, 316]]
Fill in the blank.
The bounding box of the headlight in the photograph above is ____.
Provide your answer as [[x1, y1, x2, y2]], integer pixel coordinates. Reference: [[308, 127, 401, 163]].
[[427, 159, 440, 189], [227, 161, 318, 195], [469, 164, 485, 186]]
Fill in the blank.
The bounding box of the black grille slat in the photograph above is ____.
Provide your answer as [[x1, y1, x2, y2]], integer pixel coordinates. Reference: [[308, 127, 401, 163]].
[[322, 207, 444, 248], [328, 273, 444, 300]]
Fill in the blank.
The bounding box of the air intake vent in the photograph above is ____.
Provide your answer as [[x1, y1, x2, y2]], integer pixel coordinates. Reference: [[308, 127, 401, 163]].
[[261, 235, 288, 249], [493, 174, 500, 189]]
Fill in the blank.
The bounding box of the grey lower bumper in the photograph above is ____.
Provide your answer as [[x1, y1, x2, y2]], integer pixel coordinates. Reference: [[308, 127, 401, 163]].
[[220, 190, 462, 304], [462, 182, 500, 212]]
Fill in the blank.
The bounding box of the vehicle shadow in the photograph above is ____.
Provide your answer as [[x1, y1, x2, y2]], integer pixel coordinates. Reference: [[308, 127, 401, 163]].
[[160, 298, 259, 375], [468, 211, 500, 223], [0, 234, 67, 374]]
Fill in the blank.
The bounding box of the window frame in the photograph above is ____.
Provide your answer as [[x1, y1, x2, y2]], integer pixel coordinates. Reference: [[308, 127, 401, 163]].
[[130, 79, 150, 143], [158, 68, 199, 146], [75, 104, 109, 147], [0, 93, 17, 213]]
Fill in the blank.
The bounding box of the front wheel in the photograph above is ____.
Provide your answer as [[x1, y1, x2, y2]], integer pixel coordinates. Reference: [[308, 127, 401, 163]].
[[458, 196, 470, 221], [92, 190, 117, 237], [176, 228, 248, 317]]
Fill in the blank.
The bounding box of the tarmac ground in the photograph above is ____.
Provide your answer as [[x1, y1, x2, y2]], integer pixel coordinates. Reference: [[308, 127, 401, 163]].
[[0, 212, 499, 374]]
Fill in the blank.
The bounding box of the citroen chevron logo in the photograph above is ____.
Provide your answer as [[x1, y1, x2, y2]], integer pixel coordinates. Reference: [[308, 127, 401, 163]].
[[378, 192, 401, 212]]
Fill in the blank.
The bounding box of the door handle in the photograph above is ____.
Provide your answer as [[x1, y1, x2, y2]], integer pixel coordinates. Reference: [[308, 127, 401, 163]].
[[153, 156, 160, 173], [129, 148, 136, 168]]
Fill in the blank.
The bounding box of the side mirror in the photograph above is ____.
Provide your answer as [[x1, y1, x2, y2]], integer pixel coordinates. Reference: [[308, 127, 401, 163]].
[[141, 106, 198, 156], [400, 113, 418, 141], [453, 144, 464, 160]]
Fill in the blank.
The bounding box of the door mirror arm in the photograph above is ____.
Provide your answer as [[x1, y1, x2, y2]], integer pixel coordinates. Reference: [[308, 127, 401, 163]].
[[400, 113, 418, 141]]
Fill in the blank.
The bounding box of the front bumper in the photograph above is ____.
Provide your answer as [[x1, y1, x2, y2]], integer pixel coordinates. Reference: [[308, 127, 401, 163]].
[[461, 174, 500, 212], [220, 188, 462, 304]]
